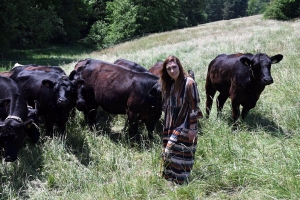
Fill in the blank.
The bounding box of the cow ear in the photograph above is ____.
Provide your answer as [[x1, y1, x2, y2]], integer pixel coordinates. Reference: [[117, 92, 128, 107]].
[[42, 79, 56, 88], [188, 70, 195, 80], [0, 98, 11, 107], [240, 57, 251, 66], [271, 54, 283, 64], [34, 100, 40, 112], [69, 70, 76, 80], [149, 83, 161, 97]]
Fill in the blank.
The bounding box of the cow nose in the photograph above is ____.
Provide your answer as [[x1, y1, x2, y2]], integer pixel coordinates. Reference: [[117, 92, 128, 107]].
[[263, 77, 273, 85], [58, 98, 68, 105], [5, 155, 17, 162], [76, 99, 85, 107]]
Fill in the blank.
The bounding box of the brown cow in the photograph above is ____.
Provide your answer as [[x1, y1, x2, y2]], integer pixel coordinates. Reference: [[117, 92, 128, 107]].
[[69, 59, 162, 140], [149, 61, 163, 76], [205, 53, 283, 124]]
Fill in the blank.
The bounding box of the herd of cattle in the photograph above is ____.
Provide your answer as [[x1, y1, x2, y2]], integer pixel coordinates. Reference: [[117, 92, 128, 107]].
[[0, 52, 283, 162]]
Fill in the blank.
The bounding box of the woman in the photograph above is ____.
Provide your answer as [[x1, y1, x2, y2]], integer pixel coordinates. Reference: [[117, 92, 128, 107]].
[[160, 55, 203, 185]]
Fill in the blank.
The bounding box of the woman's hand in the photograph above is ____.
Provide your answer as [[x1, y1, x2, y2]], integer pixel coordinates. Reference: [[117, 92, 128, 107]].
[[188, 129, 197, 143]]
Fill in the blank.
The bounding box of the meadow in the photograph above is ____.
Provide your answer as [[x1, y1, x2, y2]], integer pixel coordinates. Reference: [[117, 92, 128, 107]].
[[1, 14, 300, 199]]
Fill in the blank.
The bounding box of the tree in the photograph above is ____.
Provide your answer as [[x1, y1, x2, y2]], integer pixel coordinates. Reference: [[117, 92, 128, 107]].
[[104, 0, 139, 45], [0, 0, 65, 50], [178, 0, 207, 28], [222, 0, 248, 20], [264, 0, 300, 20], [247, 0, 269, 15], [205, 0, 226, 22]]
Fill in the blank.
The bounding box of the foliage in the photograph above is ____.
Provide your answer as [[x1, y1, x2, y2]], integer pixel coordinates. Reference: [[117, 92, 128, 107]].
[[81, 20, 109, 48], [0, 0, 65, 50], [49, 0, 90, 43], [104, 0, 139, 45], [247, 0, 269, 15], [264, 0, 300, 20]]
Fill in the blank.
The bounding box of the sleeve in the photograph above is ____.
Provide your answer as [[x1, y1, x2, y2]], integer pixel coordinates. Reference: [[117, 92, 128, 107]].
[[164, 128, 181, 154], [187, 80, 203, 129]]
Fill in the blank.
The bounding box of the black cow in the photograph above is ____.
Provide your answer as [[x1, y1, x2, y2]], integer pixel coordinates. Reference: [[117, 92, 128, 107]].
[[9, 70, 82, 135], [205, 53, 283, 123], [114, 58, 148, 72], [69, 59, 162, 140], [0, 76, 38, 162], [11, 64, 85, 116]]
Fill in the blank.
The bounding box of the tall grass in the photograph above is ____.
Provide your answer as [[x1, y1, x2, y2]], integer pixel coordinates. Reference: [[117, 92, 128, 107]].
[[1, 15, 300, 199]]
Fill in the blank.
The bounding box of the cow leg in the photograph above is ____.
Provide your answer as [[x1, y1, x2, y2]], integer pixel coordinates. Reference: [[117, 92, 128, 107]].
[[231, 98, 241, 125], [144, 120, 155, 140], [241, 107, 250, 120], [205, 83, 216, 118], [84, 105, 99, 130], [44, 120, 54, 137], [127, 111, 140, 141], [216, 93, 229, 118], [4, 139, 19, 162], [56, 122, 67, 136]]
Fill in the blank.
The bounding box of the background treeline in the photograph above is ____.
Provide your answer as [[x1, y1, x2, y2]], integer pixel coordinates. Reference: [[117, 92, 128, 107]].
[[0, 0, 299, 52]]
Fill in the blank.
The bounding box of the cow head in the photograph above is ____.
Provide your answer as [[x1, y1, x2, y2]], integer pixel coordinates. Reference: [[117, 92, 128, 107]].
[[69, 68, 87, 111], [42, 76, 76, 107], [70, 79, 85, 111], [148, 82, 163, 110], [240, 53, 283, 86], [0, 116, 33, 162]]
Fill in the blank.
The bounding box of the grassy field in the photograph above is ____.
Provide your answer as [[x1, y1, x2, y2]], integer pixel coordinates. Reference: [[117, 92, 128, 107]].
[[1, 14, 300, 199]]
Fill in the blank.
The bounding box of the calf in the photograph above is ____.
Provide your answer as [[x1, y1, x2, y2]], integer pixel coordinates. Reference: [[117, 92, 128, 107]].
[[9, 70, 81, 135], [0, 76, 38, 162], [205, 53, 283, 123], [69, 59, 162, 140]]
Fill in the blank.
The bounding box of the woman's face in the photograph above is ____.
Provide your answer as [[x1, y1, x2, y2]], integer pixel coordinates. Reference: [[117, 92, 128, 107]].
[[166, 61, 180, 81]]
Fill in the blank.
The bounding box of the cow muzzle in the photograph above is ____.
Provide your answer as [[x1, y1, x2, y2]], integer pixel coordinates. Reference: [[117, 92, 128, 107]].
[[262, 77, 273, 85], [76, 99, 86, 111], [57, 98, 68, 106]]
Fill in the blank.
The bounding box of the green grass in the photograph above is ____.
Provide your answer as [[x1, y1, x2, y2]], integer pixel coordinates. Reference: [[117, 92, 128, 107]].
[[1, 15, 300, 199]]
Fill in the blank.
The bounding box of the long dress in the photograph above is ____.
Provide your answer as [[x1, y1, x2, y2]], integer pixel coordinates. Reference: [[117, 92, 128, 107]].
[[162, 76, 203, 185]]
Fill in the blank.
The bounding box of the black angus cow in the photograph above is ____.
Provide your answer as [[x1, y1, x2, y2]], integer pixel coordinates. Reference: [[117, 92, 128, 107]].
[[69, 59, 162, 140], [114, 58, 148, 72], [0, 76, 39, 162], [205, 53, 283, 123], [9, 70, 82, 135], [11, 64, 85, 116]]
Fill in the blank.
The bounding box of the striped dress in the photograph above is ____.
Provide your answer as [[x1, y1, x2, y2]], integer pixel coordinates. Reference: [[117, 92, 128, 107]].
[[162, 76, 203, 185]]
